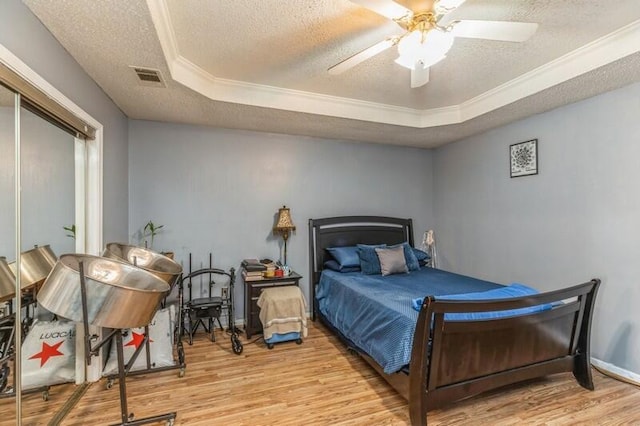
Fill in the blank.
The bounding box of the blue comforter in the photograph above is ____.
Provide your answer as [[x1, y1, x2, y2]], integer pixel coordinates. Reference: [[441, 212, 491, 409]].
[[411, 283, 550, 320], [317, 267, 503, 374]]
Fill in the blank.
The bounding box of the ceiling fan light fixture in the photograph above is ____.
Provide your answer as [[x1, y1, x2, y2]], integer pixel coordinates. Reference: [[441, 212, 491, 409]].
[[394, 53, 446, 70], [395, 29, 454, 70]]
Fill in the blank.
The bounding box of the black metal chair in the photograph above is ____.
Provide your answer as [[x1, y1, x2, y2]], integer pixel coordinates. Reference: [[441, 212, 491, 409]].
[[186, 295, 223, 344], [179, 266, 243, 354]]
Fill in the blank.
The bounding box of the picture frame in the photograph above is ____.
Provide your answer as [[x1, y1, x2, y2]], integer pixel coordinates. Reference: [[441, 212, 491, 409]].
[[510, 139, 538, 178]]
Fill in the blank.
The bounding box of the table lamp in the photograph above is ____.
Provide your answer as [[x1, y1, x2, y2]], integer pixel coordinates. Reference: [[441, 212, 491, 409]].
[[273, 205, 296, 265]]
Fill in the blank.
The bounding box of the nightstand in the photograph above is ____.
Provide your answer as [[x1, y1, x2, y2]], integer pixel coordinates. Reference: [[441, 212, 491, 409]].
[[243, 271, 302, 339]]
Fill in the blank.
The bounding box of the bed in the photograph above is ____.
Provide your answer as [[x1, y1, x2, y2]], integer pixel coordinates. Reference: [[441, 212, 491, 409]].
[[308, 216, 600, 426]]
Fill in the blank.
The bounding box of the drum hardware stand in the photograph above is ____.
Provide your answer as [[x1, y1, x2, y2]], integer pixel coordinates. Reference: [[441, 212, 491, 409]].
[[104, 323, 186, 390], [76, 261, 177, 426], [104, 259, 186, 389]]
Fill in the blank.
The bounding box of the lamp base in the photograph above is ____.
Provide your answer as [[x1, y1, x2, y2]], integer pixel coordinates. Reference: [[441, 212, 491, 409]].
[[282, 232, 289, 266]]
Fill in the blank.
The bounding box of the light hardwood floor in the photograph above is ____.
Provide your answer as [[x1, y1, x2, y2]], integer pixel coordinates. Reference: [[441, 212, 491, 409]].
[[2, 321, 639, 425]]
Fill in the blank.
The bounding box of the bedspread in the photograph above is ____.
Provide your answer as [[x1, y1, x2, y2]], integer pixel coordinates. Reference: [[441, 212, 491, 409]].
[[316, 267, 502, 373]]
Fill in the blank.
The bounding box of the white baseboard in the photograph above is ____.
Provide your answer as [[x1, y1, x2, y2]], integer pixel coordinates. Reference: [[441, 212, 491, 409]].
[[217, 311, 312, 329], [182, 309, 314, 333], [591, 357, 640, 386]]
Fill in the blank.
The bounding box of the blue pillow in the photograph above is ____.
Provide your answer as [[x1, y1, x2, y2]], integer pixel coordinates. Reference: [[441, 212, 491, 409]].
[[412, 248, 430, 262], [411, 284, 552, 320], [323, 260, 360, 273], [390, 242, 420, 271], [357, 244, 386, 275], [326, 246, 360, 269]]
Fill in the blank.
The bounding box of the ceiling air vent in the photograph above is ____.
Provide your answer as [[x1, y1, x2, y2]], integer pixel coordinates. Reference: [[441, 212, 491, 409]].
[[130, 66, 166, 88]]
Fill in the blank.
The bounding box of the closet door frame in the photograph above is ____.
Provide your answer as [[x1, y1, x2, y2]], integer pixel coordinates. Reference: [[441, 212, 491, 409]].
[[0, 43, 104, 383]]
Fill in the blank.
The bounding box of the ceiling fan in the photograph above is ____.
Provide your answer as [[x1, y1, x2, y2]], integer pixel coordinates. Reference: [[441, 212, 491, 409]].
[[329, 0, 539, 88]]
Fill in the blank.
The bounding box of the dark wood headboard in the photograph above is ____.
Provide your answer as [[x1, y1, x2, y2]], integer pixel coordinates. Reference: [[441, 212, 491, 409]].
[[308, 216, 413, 319]]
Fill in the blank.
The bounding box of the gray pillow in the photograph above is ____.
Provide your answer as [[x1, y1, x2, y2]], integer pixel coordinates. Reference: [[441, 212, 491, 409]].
[[375, 245, 408, 276]]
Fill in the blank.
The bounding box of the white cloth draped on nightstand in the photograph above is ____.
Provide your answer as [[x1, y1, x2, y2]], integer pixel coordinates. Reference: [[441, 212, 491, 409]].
[[257, 286, 307, 340]]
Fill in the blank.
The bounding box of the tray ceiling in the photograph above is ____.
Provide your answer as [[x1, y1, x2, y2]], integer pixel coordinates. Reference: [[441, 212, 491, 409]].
[[22, 0, 640, 148]]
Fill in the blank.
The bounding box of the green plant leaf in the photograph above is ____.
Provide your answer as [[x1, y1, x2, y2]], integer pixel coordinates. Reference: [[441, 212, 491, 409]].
[[63, 224, 76, 240], [142, 220, 164, 248]]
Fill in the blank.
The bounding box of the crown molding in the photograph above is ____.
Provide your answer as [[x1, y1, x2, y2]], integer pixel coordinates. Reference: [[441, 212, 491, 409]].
[[147, 0, 640, 129], [170, 54, 431, 127], [461, 19, 640, 121], [148, 0, 179, 64]]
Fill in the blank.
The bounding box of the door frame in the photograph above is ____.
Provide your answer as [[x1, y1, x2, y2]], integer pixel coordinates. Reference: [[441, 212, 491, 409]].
[[0, 42, 104, 383]]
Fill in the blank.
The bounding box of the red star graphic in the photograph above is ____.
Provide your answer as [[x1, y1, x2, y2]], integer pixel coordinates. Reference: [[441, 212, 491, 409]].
[[29, 341, 64, 367], [124, 332, 153, 350]]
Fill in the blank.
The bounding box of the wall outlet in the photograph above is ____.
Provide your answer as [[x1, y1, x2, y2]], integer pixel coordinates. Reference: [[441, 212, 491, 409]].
[[221, 287, 228, 299]]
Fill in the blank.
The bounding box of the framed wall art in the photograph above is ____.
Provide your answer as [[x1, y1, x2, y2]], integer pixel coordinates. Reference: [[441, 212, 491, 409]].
[[510, 139, 538, 178]]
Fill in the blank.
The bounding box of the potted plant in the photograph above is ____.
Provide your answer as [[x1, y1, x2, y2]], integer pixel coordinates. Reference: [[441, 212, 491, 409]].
[[143, 220, 164, 249], [142, 221, 174, 258]]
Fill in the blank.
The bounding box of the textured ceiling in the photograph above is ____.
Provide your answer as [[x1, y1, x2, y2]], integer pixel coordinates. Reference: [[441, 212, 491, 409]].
[[166, 0, 640, 108], [21, 0, 640, 148]]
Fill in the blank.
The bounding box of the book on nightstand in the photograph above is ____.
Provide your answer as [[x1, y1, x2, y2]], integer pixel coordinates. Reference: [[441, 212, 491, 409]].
[[242, 270, 264, 281], [241, 258, 267, 272]]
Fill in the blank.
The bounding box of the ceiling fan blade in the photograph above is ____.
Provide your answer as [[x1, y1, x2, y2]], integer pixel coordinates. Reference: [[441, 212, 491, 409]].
[[349, 0, 411, 20], [411, 65, 430, 88], [328, 39, 395, 74], [395, 0, 434, 13], [435, 0, 467, 14], [451, 20, 538, 42]]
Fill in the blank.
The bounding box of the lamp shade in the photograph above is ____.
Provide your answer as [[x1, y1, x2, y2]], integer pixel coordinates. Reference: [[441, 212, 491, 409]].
[[274, 205, 296, 233]]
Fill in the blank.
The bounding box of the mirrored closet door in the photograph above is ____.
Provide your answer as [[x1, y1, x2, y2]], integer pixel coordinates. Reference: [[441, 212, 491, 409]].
[[0, 82, 17, 424], [0, 68, 91, 422], [20, 105, 77, 257], [19, 103, 78, 420]]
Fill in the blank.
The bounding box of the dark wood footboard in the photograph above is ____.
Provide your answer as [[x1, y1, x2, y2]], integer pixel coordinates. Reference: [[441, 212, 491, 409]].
[[407, 279, 600, 426]]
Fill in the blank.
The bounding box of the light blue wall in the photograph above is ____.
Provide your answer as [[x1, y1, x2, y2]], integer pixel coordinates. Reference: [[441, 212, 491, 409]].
[[128, 120, 435, 315], [0, 0, 129, 244], [0, 107, 76, 258], [433, 82, 640, 375]]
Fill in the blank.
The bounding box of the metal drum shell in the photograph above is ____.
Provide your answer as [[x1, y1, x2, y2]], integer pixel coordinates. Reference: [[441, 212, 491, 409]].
[[102, 243, 182, 290], [0, 258, 15, 303], [37, 254, 169, 329], [8, 245, 57, 288], [1, 245, 57, 303]]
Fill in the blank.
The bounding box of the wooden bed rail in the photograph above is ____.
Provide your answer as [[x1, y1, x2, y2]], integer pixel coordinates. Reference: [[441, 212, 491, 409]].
[[408, 278, 600, 426]]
